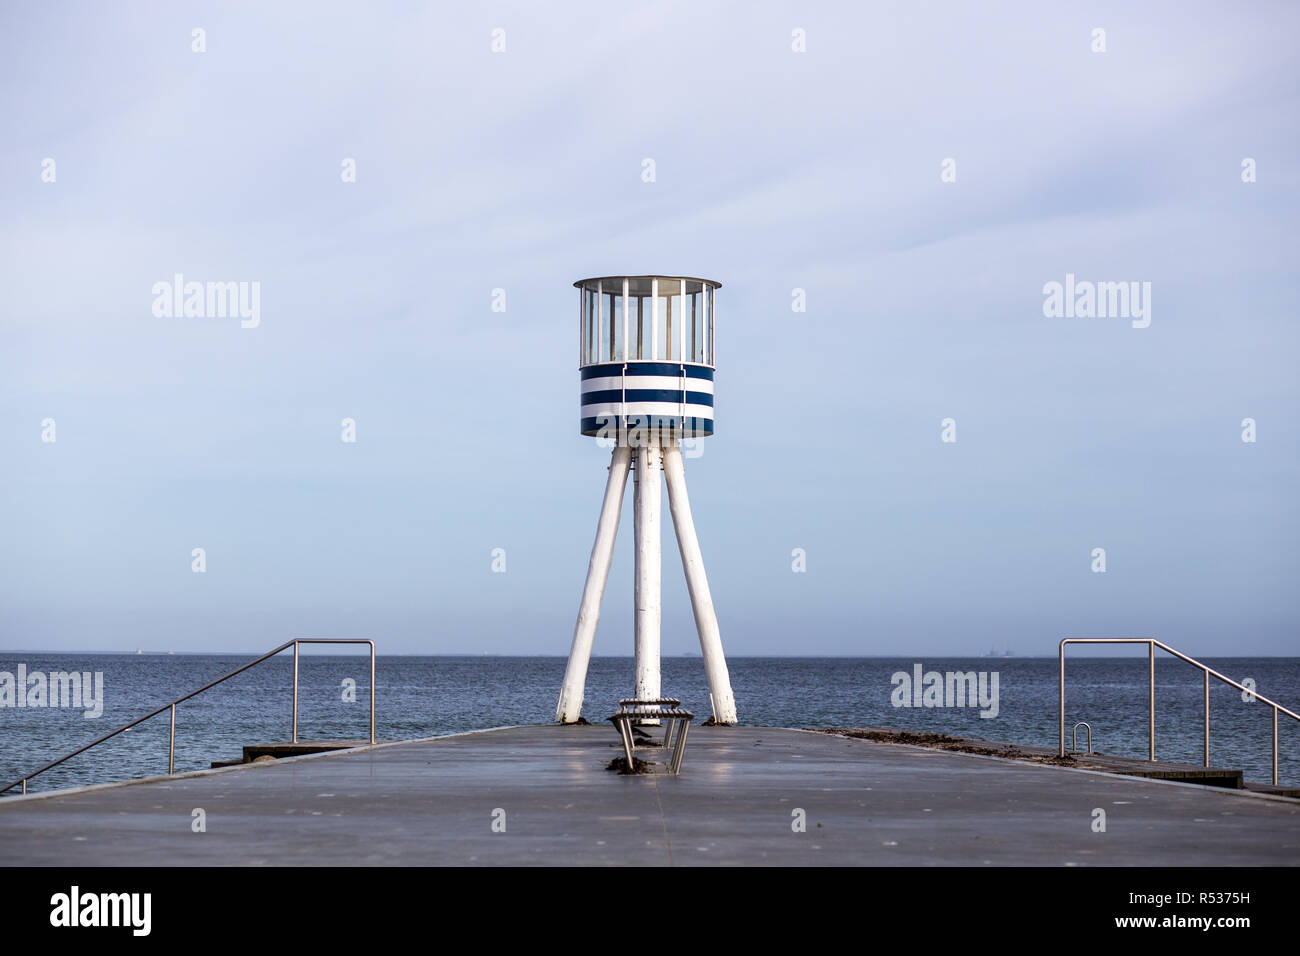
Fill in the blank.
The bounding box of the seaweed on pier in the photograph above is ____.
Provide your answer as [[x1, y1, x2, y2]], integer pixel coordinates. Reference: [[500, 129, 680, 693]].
[[605, 755, 650, 774], [813, 728, 1084, 766]]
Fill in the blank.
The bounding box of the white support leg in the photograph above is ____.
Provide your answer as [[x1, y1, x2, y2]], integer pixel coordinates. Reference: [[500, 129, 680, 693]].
[[662, 443, 738, 724], [556, 444, 631, 723], [633, 444, 663, 713]]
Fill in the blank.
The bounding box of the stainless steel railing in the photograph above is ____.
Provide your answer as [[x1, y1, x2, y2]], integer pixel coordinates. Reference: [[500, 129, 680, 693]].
[[2, 638, 375, 796], [1059, 638, 1299, 785]]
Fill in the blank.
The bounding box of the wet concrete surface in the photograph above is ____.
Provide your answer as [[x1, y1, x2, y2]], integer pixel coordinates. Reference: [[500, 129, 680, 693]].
[[1, 725, 1296, 865]]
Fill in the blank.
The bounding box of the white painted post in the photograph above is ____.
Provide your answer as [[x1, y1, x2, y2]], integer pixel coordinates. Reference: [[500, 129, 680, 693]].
[[633, 443, 663, 716], [622, 278, 630, 362], [662, 443, 738, 723], [708, 286, 715, 364], [678, 278, 686, 364], [701, 284, 709, 366], [556, 444, 632, 723], [651, 278, 659, 361]]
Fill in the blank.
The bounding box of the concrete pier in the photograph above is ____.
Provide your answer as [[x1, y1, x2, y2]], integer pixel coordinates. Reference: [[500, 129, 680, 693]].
[[1, 725, 1296, 866]]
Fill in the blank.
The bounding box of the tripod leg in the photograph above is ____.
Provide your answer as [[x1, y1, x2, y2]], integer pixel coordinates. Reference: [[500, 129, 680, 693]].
[[663, 443, 738, 724], [633, 444, 663, 722], [556, 444, 631, 723]]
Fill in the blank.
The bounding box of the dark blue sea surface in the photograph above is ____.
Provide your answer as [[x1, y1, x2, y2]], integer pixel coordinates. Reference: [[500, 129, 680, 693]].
[[2, 654, 1297, 794]]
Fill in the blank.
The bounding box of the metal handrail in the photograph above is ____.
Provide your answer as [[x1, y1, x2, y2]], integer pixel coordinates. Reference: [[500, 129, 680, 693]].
[[2, 638, 375, 796], [1059, 638, 1299, 785]]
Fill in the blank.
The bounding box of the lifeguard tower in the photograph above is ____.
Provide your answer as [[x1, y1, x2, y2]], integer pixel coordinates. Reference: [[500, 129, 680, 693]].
[[555, 276, 738, 725]]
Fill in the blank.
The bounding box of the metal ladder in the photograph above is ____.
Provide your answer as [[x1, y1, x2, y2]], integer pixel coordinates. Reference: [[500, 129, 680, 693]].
[[1, 638, 375, 795]]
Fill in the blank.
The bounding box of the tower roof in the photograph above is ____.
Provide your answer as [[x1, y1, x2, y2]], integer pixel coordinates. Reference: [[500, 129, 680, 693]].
[[574, 275, 721, 293]]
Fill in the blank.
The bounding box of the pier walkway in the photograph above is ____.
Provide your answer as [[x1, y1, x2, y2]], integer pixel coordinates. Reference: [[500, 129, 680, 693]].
[[1, 725, 1295, 865]]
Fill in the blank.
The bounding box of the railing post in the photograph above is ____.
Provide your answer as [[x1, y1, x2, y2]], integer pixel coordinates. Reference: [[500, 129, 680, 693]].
[[1203, 669, 1210, 768], [1274, 707, 1280, 787], [369, 642, 376, 745], [1058, 642, 1066, 757], [292, 641, 300, 744], [1148, 641, 1156, 762], [169, 704, 176, 775]]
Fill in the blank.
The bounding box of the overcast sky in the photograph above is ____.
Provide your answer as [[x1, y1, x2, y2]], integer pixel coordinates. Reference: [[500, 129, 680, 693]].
[[2, 2, 1297, 656]]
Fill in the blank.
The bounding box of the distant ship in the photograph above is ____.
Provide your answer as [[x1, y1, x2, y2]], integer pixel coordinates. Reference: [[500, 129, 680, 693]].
[[982, 648, 1015, 658]]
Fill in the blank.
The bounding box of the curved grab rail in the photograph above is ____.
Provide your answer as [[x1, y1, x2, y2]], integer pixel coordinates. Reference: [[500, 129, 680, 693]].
[[1071, 721, 1093, 755], [2, 638, 375, 796], [1059, 638, 1299, 785]]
